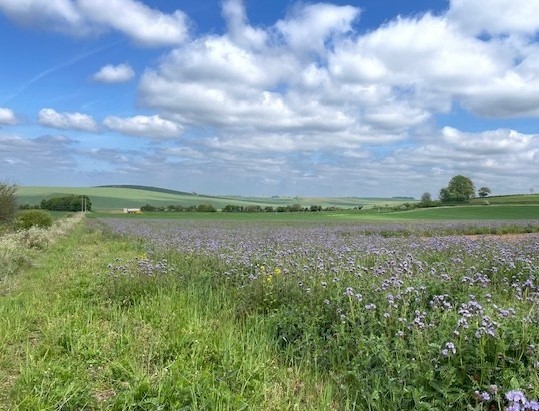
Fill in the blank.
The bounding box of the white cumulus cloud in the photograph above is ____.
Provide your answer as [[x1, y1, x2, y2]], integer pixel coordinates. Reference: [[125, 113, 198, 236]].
[[0, 0, 189, 46], [0, 107, 17, 125], [93, 63, 135, 83], [103, 114, 183, 138], [448, 0, 539, 36], [38, 108, 99, 132]]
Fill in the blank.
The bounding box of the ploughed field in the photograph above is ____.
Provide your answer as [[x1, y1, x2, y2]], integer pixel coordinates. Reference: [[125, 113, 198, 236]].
[[94, 217, 539, 410]]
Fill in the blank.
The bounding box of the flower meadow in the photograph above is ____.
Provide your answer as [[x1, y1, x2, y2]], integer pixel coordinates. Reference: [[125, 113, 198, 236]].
[[96, 218, 539, 410]]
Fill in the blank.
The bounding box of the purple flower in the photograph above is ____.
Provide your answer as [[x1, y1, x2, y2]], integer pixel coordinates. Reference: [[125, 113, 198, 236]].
[[506, 390, 527, 404], [474, 390, 491, 402], [441, 342, 456, 357]]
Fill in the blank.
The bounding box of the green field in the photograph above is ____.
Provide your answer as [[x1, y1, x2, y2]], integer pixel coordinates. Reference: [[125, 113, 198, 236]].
[[16, 185, 413, 212], [15, 186, 539, 223], [470, 194, 539, 205], [378, 205, 539, 220], [3, 213, 539, 409]]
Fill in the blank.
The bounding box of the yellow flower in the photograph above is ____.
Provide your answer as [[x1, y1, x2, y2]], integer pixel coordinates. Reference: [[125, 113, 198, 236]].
[[274, 267, 282, 275]]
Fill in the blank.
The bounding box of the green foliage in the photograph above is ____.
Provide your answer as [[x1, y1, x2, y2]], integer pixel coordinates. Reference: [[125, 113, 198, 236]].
[[478, 187, 492, 198], [440, 175, 476, 202], [196, 203, 217, 212], [40, 195, 92, 212], [1, 226, 331, 410], [0, 182, 17, 224], [15, 210, 53, 229]]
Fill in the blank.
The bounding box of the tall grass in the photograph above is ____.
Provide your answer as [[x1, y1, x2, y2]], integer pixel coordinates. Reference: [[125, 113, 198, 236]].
[[96, 218, 539, 410], [3, 216, 539, 409], [0, 213, 84, 279], [0, 222, 335, 410]]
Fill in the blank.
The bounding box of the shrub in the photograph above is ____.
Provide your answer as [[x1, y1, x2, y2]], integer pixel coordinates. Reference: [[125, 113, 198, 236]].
[[40, 195, 91, 212], [0, 182, 17, 224], [15, 210, 53, 230]]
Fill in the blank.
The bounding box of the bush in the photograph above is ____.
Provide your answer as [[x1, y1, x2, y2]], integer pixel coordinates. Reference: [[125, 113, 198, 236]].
[[0, 182, 17, 224], [40, 195, 91, 212], [15, 210, 53, 230]]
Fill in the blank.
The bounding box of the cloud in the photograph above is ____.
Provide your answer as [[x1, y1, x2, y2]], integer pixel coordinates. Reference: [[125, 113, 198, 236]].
[[221, 0, 266, 49], [275, 3, 360, 55], [0, 133, 77, 171], [103, 114, 183, 138], [77, 0, 189, 46], [5, 0, 539, 196], [382, 126, 539, 193], [0, 0, 189, 46], [0, 0, 85, 34], [38, 108, 99, 132], [0, 108, 17, 125], [93, 63, 135, 83], [448, 0, 539, 36]]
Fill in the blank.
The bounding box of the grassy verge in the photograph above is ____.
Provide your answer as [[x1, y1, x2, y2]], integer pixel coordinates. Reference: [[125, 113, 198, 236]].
[[0, 223, 334, 410]]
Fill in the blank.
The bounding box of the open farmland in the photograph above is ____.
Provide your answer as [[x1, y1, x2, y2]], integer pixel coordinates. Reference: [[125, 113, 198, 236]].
[[92, 217, 539, 409], [372, 205, 539, 221], [16, 185, 412, 212], [2, 214, 539, 410]]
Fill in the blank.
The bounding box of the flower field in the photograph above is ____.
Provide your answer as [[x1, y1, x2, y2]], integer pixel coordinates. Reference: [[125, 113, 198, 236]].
[[95, 217, 539, 410]]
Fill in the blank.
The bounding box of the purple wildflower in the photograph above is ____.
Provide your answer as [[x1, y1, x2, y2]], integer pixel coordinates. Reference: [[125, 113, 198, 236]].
[[506, 390, 527, 404]]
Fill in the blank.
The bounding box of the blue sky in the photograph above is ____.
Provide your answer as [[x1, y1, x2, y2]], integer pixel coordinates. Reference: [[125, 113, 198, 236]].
[[1, 0, 538, 198]]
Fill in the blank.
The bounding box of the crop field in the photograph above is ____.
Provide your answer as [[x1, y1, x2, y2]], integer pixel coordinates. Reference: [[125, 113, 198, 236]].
[[2, 215, 539, 410], [377, 205, 539, 221], [16, 185, 412, 212]]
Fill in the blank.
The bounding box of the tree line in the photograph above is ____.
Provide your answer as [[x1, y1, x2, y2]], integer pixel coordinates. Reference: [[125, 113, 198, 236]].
[[419, 175, 491, 207], [140, 203, 358, 213], [19, 195, 92, 212]]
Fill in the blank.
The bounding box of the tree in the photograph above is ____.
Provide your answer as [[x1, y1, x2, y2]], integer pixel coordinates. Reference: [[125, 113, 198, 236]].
[[478, 187, 491, 198], [420, 192, 432, 205], [439, 175, 475, 202], [40, 195, 92, 212], [0, 182, 17, 224]]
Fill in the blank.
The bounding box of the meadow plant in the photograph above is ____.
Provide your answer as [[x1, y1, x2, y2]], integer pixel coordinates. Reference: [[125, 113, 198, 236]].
[[0, 212, 84, 277], [96, 217, 539, 409]]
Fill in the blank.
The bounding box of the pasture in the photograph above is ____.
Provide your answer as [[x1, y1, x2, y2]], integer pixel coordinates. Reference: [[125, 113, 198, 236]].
[[16, 185, 413, 212], [1, 210, 539, 409]]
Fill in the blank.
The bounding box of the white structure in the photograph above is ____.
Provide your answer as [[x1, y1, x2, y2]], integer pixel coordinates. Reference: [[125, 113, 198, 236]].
[[123, 208, 141, 214]]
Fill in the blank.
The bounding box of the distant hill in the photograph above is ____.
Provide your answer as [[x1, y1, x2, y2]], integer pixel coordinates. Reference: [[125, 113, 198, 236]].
[[16, 185, 417, 212], [469, 194, 539, 205], [95, 185, 195, 197]]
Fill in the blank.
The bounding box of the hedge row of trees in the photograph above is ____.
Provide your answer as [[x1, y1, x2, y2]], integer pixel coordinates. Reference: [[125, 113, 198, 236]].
[[140, 204, 217, 212], [39, 195, 92, 212], [139, 203, 358, 213], [222, 204, 356, 212], [419, 175, 492, 207]]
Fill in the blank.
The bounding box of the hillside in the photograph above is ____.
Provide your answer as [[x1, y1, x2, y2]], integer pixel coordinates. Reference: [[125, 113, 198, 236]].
[[16, 185, 413, 212], [469, 194, 539, 205]]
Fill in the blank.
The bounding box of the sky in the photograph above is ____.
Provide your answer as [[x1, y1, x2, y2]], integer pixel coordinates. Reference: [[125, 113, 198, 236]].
[[0, 0, 538, 198]]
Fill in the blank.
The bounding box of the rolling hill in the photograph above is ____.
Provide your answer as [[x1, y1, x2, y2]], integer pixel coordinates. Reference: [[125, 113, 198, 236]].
[[16, 185, 414, 212]]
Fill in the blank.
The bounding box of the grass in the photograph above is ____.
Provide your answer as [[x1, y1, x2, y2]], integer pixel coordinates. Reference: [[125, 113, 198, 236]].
[[3, 214, 539, 409], [93, 217, 539, 410], [16, 185, 412, 212], [386, 205, 539, 220], [0, 221, 335, 410], [470, 194, 539, 205]]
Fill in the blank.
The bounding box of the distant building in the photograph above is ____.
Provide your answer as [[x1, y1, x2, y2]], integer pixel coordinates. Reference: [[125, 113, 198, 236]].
[[123, 208, 141, 214]]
